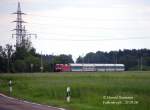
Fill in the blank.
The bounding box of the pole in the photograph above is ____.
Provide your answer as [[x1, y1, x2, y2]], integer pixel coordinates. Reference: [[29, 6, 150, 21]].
[[138, 57, 140, 71], [140, 56, 143, 71], [113, 52, 117, 71], [40, 51, 43, 72], [52, 53, 54, 72], [115, 52, 117, 71], [8, 80, 12, 94], [30, 64, 33, 72], [82, 53, 84, 72], [7, 55, 10, 73], [115, 52, 117, 64], [66, 86, 71, 103]]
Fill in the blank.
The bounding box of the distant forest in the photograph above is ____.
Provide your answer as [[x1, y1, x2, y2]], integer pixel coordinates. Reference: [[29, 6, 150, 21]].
[[0, 44, 150, 73], [77, 49, 150, 70]]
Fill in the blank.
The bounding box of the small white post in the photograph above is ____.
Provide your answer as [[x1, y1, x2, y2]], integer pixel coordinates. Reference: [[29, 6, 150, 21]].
[[66, 86, 71, 103], [9, 80, 12, 93]]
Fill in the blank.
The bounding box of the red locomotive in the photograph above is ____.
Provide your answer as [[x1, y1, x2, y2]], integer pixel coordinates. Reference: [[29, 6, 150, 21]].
[[55, 64, 70, 72]]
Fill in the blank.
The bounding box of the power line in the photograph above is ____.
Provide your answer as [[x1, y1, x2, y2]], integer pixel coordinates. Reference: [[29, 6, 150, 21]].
[[33, 36, 150, 42], [26, 22, 113, 30], [27, 13, 119, 21], [25, 23, 150, 41], [27, 13, 150, 21], [25, 21, 150, 31], [27, 29, 150, 39]]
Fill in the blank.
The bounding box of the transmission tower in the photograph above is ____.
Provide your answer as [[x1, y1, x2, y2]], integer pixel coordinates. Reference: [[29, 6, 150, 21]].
[[12, 2, 37, 49]]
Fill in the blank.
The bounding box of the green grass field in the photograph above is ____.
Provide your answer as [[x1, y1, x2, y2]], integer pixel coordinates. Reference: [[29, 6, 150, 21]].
[[0, 71, 150, 110]]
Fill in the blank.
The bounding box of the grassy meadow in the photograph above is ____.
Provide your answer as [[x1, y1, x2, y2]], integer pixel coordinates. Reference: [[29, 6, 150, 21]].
[[0, 71, 150, 110]]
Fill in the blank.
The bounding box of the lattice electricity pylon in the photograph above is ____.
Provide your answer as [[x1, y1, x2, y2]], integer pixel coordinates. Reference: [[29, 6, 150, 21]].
[[12, 26, 37, 50], [12, 2, 37, 49]]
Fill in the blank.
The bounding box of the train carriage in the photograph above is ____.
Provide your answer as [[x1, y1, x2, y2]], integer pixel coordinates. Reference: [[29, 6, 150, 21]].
[[55, 63, 125, 72]]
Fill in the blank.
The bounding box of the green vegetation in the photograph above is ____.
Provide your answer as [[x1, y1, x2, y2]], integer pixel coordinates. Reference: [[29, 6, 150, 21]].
[[0, 44, 74, 73], [1, 43, 150, 73], [0, 71, 150, 110], [77, 49, 150, 70]]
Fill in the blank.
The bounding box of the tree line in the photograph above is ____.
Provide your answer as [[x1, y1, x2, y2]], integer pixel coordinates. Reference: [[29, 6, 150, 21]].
[[76, 49, 150, 70], [1, 43, 150, 73], [0, 44, 73, 73]]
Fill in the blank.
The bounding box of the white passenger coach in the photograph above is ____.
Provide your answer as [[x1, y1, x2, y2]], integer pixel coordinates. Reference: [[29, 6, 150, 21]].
[[70, 63, 125, 72]]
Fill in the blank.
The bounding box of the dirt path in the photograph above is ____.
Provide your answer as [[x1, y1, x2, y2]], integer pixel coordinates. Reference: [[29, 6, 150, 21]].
[[0, 94, 65, 110]]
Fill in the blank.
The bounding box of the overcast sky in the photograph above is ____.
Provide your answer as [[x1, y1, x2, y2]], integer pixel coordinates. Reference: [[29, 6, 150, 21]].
[[1, 0, 150, 60]]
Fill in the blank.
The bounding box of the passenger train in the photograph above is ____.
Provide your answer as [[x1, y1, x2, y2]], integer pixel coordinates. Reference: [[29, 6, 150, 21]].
[[55, 63, 125, 72]]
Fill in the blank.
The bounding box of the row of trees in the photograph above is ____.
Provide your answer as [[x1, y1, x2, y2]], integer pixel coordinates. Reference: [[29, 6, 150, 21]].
[[1, 43, 150, 73], [0, 44, 74, 73], [0, 44, 40, 73], [76, 49, 150, 70]]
